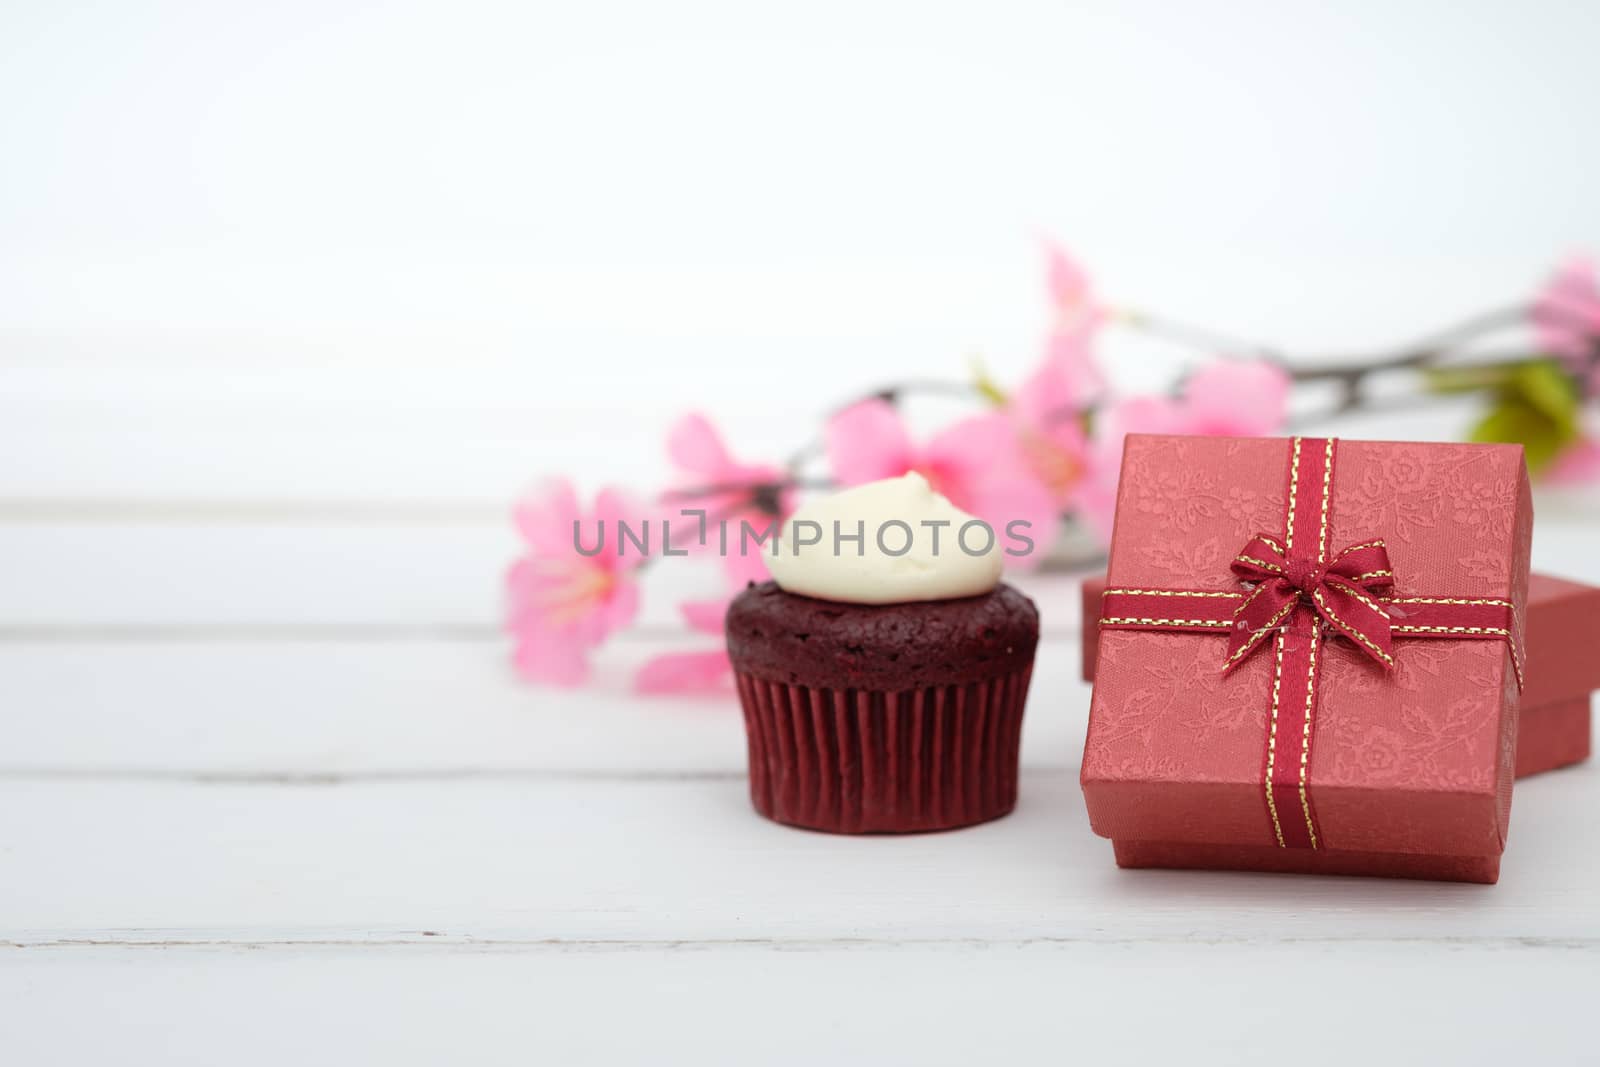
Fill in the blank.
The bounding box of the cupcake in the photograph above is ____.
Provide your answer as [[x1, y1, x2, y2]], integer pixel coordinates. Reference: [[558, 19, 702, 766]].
[[726, 473, 1039, 833]]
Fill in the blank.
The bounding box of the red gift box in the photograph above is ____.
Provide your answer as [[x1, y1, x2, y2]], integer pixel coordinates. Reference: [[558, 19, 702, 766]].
[[1080, 435, 1532, 883], [1081, 572, 1599, 778]]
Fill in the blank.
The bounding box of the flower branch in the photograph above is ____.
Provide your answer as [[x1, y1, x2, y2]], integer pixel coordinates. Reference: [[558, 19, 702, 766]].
[[505, 247, 1600, 691]]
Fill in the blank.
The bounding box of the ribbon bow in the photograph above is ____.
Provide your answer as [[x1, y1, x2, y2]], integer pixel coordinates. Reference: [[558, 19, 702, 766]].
[[1224, 533, 1396, 672]]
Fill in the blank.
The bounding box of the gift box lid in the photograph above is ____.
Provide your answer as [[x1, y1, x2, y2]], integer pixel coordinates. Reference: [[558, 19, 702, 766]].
[[1081, 434, 1532, 859]]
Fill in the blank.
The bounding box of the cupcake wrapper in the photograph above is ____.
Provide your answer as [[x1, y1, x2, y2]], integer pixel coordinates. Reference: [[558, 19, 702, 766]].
[[734, 667, 1032, 833]]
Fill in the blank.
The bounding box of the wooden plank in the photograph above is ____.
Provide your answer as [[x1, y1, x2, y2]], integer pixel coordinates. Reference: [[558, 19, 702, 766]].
[[0, 521, 1092, 630], [1, 940, 1594, 1066], [0, 360, 865, 501], [0, 520, 519, 628], [2, 515, 1597, 630], [1, 771, 1597, 945], [0, 636, 1087, 775]]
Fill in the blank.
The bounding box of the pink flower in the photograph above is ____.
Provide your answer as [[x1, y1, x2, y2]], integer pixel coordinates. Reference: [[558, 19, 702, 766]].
[[1072, 404, 1144, 543], [1043, 241, 1107, 367], [825, 399, 1061, 562], [635, 599, 733, 695], [1183, 360, 1291, 434], [1547, 436, 1600, 484], [665, 414, 794, 586], [506, 479, 645, 686], [1533, 256, 1600, 395], [1072, 466, 1121, 544], [1000, 244, 1110, 525], [1073, 360, 1293, 541], [1534, 256, 1600, 359], [1114, 360, 1291, 438], [1011, 350, 1095, 509]]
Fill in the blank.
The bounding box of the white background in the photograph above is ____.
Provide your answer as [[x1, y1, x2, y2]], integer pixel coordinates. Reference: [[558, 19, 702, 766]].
[[5, 0, 1600, 498], [3, 2, 1600, 1064]]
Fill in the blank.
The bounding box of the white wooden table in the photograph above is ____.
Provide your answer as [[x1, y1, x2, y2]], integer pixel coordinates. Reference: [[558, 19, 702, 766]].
[[4, 365, 1599, 1066]]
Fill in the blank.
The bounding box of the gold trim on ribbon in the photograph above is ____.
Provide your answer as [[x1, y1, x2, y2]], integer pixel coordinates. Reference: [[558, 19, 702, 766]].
[[1265, 631, 1288, 849], [1316, 436, 1333, 564], [1101, 617, 1232, 629], [1285, 437, 1303, 554], [1103, 588, 1245, 599], [1298, 632, 1320, 849]]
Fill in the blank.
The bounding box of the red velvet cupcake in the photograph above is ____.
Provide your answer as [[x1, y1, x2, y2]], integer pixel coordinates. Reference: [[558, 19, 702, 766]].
[[725, 473, 1039, 833]]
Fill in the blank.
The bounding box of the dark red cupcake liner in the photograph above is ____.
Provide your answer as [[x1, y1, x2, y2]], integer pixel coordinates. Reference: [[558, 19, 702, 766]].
[[734, 667, 1032, 833]]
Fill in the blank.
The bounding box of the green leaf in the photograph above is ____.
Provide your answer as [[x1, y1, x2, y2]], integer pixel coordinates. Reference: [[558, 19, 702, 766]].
[[1427, 358, 1582, 474], [1510, 359, 1582, 426], [1467, 360, 1582, 473], [1470, 401, 1564, 471]]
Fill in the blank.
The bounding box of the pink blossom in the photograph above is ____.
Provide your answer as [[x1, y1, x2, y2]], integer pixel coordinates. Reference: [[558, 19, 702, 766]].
[[1534, 256, 1600, 359], [1043, 241, 1106, 356], [1073, 360, 1293, 541], [1010, 350, 1094, 509], [1185, 361, 1290, 433], [1072, 465, 1121, 545], [506, 479, 645, 686], [1072, 404, 1145, 543], [1547, 436, 1600, 484], [959, 240, 1106, 531], [1143, 360, 1292, 437], [1533, 256, 1600, 395], [665, 414, 794, 586], [635, 598, 733, 695], [825, 399, 1061, 562]]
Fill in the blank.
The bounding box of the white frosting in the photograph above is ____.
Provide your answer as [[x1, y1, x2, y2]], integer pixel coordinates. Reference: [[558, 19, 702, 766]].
[[767, 473, 1003, 604]]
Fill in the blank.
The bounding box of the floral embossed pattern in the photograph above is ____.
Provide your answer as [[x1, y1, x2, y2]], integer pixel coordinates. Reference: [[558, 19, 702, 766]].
[[1327, 441, 1527, 601], [1319, 642, 1498, 792], [1084, 434, 1532, 856], [1110, 436, 1287, 588], [1340, 446, 1444, 545], [1086, 633, 1262, 765]]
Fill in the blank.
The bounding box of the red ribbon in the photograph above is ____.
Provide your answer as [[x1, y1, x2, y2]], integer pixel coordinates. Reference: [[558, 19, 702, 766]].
[[1224, 533, 1397, 673], [1098, 437, 1523, 851]]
